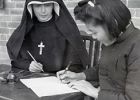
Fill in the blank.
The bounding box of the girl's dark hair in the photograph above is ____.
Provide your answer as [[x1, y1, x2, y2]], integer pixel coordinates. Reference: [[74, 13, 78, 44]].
[[74, 0, 131, 38]]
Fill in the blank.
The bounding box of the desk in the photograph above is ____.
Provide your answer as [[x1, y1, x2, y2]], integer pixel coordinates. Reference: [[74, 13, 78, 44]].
[[0, 82, 84, 100], [0, 67, 85, 100]]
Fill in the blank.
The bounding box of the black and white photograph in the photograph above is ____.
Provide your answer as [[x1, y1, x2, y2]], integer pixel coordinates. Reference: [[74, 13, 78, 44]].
[[0, 0, 140, 100]]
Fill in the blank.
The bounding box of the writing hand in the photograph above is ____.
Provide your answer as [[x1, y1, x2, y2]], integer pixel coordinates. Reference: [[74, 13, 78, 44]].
[[29, 61, 43, 72], [56, 70, 86, 84]]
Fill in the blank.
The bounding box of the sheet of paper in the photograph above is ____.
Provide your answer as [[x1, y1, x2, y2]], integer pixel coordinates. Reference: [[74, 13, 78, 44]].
[[20, 76, 79, 97]]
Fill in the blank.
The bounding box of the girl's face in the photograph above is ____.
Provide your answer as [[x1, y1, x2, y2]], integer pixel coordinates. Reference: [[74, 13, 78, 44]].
[[85, 19, 114, 46], [33, 3, 53, 22]]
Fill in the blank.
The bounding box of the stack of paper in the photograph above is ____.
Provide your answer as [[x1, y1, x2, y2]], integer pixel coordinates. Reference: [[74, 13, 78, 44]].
[[20, 76, 79, 97]]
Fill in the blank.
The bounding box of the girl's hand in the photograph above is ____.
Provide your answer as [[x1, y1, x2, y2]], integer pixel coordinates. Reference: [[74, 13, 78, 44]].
[[68, 80, 99, 99], [29, 61, 43, 72], [56, 70, 86, 84]]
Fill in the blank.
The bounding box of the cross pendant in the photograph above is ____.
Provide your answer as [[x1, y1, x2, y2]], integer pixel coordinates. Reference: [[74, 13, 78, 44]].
[[38, 41, 45, 55]]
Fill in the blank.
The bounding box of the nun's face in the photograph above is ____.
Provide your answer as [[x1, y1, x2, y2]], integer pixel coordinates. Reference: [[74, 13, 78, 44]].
[[33, 3, 53, 22]]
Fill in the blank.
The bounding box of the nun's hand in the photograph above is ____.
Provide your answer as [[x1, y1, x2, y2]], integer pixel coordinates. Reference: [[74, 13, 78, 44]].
[[56, 70, 86, 84], [68, 80, 99, 99], [29, 61, 43, 72]]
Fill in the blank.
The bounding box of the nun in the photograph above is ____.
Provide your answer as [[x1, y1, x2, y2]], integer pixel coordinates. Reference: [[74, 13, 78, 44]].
[[7, 0, 89, 73]]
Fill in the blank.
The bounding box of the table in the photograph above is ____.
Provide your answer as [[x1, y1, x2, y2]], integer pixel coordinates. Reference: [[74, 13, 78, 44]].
[[0, 82, 84, 100], [0, 65, 85, 100]]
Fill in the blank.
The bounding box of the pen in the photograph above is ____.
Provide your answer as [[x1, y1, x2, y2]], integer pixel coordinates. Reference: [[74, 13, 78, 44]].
[[27, 51, 44, 72], [64, 61, 72, 74], [0, 95, 13, 100], [27, 51, 37, 63]]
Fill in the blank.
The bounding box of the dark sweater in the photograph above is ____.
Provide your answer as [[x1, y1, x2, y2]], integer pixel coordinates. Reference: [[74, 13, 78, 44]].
[[84, 23, 140, 100]]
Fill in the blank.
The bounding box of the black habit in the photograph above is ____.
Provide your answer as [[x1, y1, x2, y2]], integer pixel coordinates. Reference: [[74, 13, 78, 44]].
[[7, 0, 89, 73]]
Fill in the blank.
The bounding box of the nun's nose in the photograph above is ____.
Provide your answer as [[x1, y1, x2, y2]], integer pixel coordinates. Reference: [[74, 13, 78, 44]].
[[41, 5, 46, 13]]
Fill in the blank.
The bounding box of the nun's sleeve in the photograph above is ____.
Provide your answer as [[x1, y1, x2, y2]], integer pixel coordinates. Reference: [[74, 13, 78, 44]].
[[11, 47, 31, 70], [98, 41, 140, 100]]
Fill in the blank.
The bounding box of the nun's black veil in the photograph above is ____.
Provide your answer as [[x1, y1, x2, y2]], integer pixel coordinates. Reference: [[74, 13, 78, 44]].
[[7, 0, 89, 68]]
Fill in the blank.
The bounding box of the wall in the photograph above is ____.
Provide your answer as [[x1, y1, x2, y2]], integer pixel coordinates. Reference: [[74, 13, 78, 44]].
[[0, 0, 140, 64]]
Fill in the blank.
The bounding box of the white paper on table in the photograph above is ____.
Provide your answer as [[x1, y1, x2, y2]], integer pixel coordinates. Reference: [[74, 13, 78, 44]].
[[20, 76, 79, 97]]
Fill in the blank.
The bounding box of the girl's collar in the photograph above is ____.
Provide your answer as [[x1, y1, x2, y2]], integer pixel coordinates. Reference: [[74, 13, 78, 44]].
[[116, 21, 135, 43], [119, 21, 132, 37]]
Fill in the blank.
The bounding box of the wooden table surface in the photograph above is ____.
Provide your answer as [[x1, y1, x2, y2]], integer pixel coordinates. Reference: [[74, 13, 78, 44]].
[[0, 81, 84, 100]]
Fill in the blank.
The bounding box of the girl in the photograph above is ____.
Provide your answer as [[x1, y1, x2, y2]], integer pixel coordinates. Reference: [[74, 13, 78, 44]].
[[57, 0, 140, 100]]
